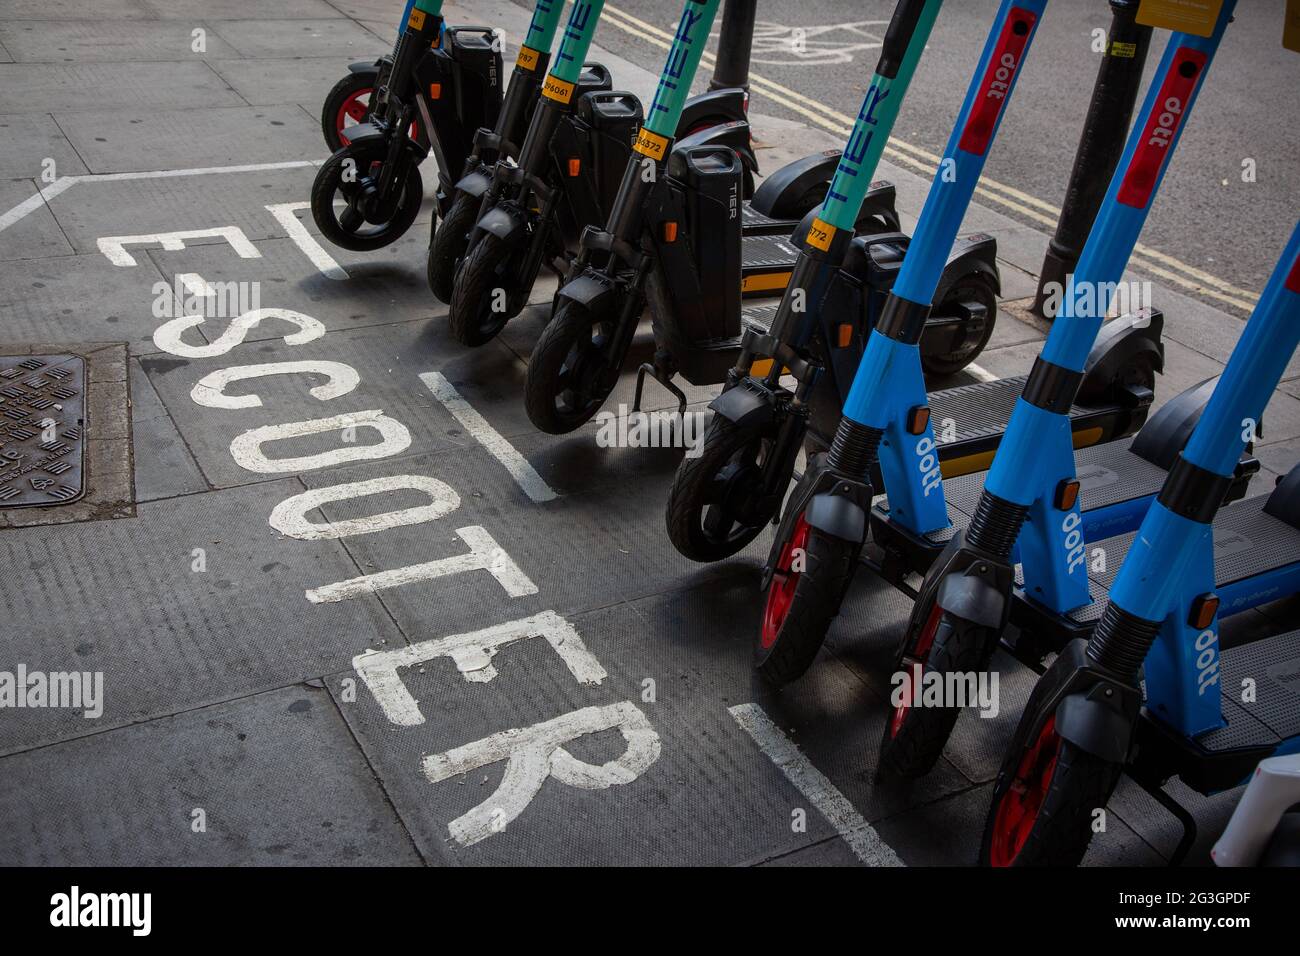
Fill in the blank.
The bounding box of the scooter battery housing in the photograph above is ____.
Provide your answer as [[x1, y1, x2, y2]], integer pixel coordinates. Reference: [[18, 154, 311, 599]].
[[419, 27, 504, 181], [648, 145, 744, 384], [576, 90, 645, 220]]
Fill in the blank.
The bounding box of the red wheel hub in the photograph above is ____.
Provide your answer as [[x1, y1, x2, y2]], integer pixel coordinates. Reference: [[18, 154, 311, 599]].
[[336, 88, 372, 143], [988, 716, 1062, 867], [889, 602, 944, 739], [761, 515, 810, 649]]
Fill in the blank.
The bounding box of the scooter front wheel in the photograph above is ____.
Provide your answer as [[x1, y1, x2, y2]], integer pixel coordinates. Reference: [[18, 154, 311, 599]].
[[879, 605, 993, 779], [448, 233, 525, 346], [755, 515, 856, 685], [980, 717, 1121, 867], [666, 415, 781, 562], [427, 190, 478, 304], [310, 142, 423, 251], [525, 301, 622, 434]]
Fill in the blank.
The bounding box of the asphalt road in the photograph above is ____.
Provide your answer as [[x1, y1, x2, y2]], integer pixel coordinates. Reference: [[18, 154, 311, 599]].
[[556, 0, 1299, 316]]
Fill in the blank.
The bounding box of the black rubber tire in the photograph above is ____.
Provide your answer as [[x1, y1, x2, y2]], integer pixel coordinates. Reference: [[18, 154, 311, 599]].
[[920, 275, 999, 378], [448, 232, 521, 346], [879, 610, 994, 779], [321, 71, 375, 153], [310, 142, 423, 252], [666, 415, 781, 562], [427, 190, 478, 303], [755, 525, 856, 686], [980, 732, 1121, 867], [524, 301, 622, 434]]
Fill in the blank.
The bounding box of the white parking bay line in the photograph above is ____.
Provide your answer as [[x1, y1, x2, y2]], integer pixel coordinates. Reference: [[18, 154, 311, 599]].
[[265, 202, 349, 280], [728, 703, 905, 867], [419, 371, 558, 504]]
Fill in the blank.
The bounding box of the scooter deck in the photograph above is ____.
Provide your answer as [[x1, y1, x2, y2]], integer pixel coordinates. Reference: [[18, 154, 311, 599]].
[[741, 202, 800, 237], [739, 234, 803, 296]]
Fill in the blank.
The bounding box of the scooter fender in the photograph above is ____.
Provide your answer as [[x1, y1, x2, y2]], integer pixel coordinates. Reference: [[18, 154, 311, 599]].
[[806, 492, 867, 546], [934, 569, 1007, 631], [935, 233, 1002, 302], [340, 122, 384, 148], [454, 167, 493, 199], [910, 532, 1016, 639], [1078, 307, 1166, 407], [679, 88, 748, 135], [762, 454, 873, 590], [708, 380, 775, 430], [473, 205, 527, 244], [348, 59, 384, 76], [751, 149, 840, 219], [555, 270, 618, 315], [671, 120, 759, 190]]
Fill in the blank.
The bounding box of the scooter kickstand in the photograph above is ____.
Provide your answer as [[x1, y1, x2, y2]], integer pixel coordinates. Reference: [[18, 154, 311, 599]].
[[1132, 773, 1198, 867], [632, 361, 688, 417]]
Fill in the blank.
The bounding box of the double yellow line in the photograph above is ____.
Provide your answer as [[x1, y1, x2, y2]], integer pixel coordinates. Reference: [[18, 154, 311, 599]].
[[599, 2, 1259, 313]]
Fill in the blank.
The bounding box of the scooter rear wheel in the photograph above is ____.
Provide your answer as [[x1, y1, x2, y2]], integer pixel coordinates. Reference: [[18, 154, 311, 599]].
[[666, 415, 780, 562], [525, 301, 621, 434], [322, 71, 374, 152], [920, 275, 999, 378], [755, 516, 856, 685], [879, 605, 993, 779], [980, 717, 1120, 866], [427, 190, 478, 304], [310, 142, 423, 251], [449, 233, 524, 346]]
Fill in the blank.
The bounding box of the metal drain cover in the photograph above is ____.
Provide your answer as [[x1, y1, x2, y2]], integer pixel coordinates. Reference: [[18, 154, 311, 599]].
[[0, 354, 87, 508]]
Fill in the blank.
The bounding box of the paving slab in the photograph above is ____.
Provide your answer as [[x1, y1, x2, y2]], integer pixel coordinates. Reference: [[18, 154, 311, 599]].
[[0, 179, 73, 261], [0, 19, 241, 63], [0, 113, 90, 179], [0, 61, 246, 113], [142, 0, 345, 19], [129, 356, 210, 503], [206, 19, 385, 60], [0, 477, 403, 754], [209, 56, 366, 108], [0, 250, 168, 354], [54, 105, 323, 175], [0, 0, 152, 18], [0, 684, 422, 866]]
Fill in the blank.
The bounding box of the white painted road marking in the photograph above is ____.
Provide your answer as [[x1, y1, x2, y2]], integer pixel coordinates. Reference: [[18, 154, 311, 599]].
[[0, 160, 321, 234], [98, 226, 261, 267], [265, 201, 349, 280], [419, 371, 558, 504], [728, 703, 905, 867]]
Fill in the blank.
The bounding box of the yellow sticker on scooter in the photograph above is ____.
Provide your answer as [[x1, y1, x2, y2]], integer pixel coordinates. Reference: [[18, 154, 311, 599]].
[[408, 8, 426, 29], [805, 217, 836, 252], [1286, 0, 1300, 52], [634, 127, 671, 160], [517, 45, 541, 71], [542, 74, 575, 103], [1135, 0, 1223, 37]]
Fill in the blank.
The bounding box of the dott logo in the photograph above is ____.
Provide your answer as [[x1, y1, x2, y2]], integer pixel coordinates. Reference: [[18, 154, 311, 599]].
[[1119, 48, 1206, 207], [958, 9, 1037, 156]]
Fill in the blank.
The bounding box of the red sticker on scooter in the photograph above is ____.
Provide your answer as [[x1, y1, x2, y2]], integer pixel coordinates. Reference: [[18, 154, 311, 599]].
[[1287, 249, 1300, 293], [1117, 48, 1207, 208], [957, 8, 1038, 156]]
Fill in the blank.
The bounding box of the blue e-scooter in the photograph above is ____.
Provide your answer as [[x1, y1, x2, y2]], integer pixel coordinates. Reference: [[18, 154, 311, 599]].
[[983, 222, 1300, 867], [756, 0, 1175, 686], [875, 3, 1242, 780]]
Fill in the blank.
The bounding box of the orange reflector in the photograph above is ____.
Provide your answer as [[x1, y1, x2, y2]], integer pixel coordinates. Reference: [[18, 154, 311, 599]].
[[1189, 593, 1220, 630], [906, 405, 930, 435], [429, 83, 442, 100], [663, 221, 678, 243], [1054, 478, 1081, 511], [836, 323, 853, 348], [568, 157, 581, 177]]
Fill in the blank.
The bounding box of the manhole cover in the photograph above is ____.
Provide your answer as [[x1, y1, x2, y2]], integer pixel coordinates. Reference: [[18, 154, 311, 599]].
[[0, 354, 87, 509]]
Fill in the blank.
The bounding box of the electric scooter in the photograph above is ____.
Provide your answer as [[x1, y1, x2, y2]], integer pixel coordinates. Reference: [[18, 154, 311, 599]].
[[661, 0, 1009, 562], [310, 0, 503, 251], [983, 220, 1300, 867], [1213, 754, 1300, 866], [520, 0, 917, 435], [755, 0, 1172, 689]]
